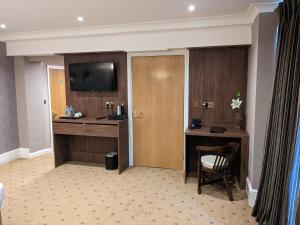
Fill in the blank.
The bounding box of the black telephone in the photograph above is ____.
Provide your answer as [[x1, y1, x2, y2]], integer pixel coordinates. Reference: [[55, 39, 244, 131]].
[[190, 119, 202, 129]]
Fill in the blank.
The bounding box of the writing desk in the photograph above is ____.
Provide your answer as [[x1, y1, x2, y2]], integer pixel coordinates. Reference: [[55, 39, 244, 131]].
[[53, 117, 129, 174], [185, 127, 249, 189]]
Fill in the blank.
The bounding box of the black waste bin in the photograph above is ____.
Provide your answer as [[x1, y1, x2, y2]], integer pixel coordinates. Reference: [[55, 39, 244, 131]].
[[105, 152, 118, 170]]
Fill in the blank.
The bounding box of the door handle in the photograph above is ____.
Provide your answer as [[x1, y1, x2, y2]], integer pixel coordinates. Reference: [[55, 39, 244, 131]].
[[133, 111, 138, 118], [133, 111, 143, 118]]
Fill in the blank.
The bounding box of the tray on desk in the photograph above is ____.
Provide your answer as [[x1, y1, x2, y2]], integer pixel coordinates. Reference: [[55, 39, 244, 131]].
[[59, 115, 86, 120]]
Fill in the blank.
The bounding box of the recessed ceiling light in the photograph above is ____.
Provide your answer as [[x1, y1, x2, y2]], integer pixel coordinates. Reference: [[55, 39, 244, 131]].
[[188, 5, 196, 12], [0, 24, 7, 29], [77, 16, 84, 22]]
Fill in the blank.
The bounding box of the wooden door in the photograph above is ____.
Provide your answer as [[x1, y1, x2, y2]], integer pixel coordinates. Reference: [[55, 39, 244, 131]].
[[49, 68, 66, 119], [132, 56, 184, 170]]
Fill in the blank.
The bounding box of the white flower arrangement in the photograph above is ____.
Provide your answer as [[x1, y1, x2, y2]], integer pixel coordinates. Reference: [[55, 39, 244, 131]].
[[231, 92, 242, 110]]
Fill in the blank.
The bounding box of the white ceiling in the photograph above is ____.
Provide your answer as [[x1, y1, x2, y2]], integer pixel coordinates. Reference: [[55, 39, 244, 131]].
[[0, 0, 277, 33]]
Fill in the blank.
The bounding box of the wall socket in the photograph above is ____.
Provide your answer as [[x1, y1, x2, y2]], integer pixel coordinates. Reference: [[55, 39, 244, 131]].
[[202, 101, 215, 109], [106, 102, 114, 108], [192, 101, 215, 109], [207, 102, 215, 109]]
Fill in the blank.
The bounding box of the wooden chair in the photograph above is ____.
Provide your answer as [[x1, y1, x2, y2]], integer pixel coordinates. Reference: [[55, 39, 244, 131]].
[[196, 142, 240, 201]]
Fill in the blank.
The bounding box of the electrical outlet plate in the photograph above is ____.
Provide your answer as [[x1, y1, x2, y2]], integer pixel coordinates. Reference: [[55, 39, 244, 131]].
[[106, 101, 114, 106], [207, 102, 214, 108], [202, 101, 215, 109]]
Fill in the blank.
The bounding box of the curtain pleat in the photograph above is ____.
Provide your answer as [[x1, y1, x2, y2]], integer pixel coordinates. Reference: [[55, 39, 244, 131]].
[[252, 0, 300, 224], [287, 117, 300, 225]]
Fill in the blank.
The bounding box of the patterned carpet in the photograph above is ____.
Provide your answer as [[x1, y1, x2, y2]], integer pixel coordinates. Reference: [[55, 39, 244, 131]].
[[0, 154, 257, 225]]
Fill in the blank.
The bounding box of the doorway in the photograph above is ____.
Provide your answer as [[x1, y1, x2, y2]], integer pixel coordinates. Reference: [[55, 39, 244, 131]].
[[48, 67, 66, 119], [131, 55, 184, 170]]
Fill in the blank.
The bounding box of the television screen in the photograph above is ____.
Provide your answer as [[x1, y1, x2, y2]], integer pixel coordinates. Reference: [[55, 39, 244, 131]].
[[69, 62, 117, 92]]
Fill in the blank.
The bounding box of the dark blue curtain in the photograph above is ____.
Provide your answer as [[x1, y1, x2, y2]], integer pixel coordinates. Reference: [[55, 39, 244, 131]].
[[288, 117, 300, 225]]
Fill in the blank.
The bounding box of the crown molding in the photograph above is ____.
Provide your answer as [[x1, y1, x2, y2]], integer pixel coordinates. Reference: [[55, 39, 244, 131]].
[[248, 2, 280, 23], [0, 15, 249, 42], [0, 2, 280, 42]]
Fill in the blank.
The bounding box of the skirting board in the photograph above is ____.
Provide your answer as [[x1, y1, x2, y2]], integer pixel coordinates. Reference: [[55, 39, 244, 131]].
[[0, 149, 21, 165], [19, 148, 53, 159], [0, 148, 53, 165], [246, 177, 258, 207]]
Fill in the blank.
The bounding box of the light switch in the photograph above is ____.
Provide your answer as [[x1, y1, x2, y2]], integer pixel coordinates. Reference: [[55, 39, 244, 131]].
[[192, 102, 200, 108]]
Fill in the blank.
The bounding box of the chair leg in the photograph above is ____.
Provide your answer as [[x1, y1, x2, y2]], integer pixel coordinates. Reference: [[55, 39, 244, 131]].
[[223, 173, 233, 201], [197, 152, 202, 194]]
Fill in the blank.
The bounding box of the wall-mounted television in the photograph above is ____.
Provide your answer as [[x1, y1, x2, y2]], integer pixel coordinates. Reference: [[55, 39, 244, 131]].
[[69, 62, 117, 92]]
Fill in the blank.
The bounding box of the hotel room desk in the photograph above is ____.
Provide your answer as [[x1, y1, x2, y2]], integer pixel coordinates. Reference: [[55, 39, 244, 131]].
[[185, 127, 249, 189], [52, 117, 129, 174]]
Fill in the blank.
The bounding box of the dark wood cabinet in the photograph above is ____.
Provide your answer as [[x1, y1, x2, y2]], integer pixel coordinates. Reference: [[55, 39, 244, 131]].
[[53, 118, 129, 174]]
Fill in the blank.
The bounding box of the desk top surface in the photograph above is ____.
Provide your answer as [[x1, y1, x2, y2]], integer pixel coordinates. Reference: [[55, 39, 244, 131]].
[[53, 117, 127, 125], [185, 127, 249, 138]]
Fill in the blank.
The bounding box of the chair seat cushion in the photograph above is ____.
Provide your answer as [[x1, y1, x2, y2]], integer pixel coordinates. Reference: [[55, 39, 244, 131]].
[[0, 183, 4, 208], [201, 155, 226, 169]]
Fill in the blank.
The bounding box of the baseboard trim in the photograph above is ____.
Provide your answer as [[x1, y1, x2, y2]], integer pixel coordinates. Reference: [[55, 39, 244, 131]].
[[19, 148, 31, 158], [19, 147, 53, 159], [0, 147, 53, 165], [0, 149, 21, 165], [29, 147, 53, 158], [246, 177, 258, 207]]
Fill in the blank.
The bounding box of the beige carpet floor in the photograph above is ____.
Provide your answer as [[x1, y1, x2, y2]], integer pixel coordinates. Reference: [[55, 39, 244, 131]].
[[0, 154, 257, 225]]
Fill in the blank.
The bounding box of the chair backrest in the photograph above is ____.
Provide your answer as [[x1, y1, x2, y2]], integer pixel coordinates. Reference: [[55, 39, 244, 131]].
[[213, 152, 228, 171], [214, 142, 239, 171], [196, 143, 240, 171], [226, 142, 240, 163], [196, 145, 227, 171]]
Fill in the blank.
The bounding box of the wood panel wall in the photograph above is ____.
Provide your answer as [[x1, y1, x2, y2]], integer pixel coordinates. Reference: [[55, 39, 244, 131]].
[[189, 47, 248, 128], [60, 52, 128, 165], [64, 52, 128, 117]]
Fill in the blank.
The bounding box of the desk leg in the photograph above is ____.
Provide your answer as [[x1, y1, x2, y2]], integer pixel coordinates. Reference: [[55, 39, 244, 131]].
[[185, 135, 189, 184], [118, 121, 129, 174], [240, 136, 249, 190], [54, 134, 68, 167]]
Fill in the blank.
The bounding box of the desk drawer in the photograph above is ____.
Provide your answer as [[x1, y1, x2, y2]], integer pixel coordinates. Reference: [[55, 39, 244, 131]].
[[85, 124, 118, 137], [53, 122, 84, 135]]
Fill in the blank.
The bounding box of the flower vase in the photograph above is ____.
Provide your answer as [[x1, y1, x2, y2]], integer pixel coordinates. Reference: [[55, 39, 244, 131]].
[[236, 110, 241, 129]]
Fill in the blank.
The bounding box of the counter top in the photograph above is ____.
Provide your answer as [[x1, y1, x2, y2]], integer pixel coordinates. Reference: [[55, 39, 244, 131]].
[[53, 117, 127, 125], [185, 127, 249, 138]]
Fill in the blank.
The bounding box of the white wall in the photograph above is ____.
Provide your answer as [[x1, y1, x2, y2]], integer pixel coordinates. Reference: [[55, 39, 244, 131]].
[[246, 12, 278, 190], [0, 42, 19, 154], [14, 56, 64, 153], [247, 15, 259, 190], [14, 57, 29, 148], [25, 61, 51, 152]]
